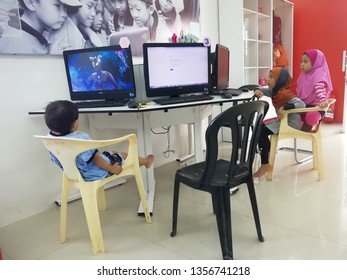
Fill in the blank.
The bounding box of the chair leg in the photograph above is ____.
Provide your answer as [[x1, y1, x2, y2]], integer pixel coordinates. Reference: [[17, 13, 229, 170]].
[[134, 169, 152, 223], [213, 188, 233, 260], [60, 175, 71, 243], [211, 194, 218, 214], [266, 135, 278, 181], [314, 134, 324, 181], [80, 185, 105, 255], [97, 186, 106, 211], [170, 179, 180, 237], [312, 139, 318, 170], [247, 177, 265, 242]]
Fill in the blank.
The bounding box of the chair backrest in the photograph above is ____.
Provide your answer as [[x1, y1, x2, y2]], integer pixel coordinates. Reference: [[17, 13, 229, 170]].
[[35, 136, 96, 181], [202, 100, 269, 186], [34, 134, 137, 182]]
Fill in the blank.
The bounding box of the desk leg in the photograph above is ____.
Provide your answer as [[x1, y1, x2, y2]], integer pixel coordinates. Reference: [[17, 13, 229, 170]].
[[193, 107, 204, 162], [137, 111, 155, 215], [176, 123, 195, 162], [175, 105, 213, 163], [88, 115, 97, 138]]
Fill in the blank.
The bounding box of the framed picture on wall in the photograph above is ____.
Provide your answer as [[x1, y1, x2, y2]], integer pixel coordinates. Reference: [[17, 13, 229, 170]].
[[0, 0, 201, 56]]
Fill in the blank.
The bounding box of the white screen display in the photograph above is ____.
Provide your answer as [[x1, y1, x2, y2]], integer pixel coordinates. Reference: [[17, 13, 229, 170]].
[[146, 46, 209, 89]]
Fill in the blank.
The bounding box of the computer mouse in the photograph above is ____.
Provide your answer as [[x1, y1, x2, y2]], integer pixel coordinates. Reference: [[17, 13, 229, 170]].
[[221, 93, 232, 99], [128, 101, 138, 109], [238, 86, 250, 92]]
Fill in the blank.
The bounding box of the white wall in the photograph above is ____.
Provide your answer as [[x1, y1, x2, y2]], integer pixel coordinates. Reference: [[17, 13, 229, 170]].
[[0, 0, 219, 227]]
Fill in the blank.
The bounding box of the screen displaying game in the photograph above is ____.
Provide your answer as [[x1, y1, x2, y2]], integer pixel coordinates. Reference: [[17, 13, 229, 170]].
[[63, 45, 136, 101]]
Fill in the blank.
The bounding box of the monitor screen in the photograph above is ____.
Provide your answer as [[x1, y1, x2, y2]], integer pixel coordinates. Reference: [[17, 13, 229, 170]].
[[142, 43, 211, 98], [211, 43, 230, 91], [63, 45, 136, 101]]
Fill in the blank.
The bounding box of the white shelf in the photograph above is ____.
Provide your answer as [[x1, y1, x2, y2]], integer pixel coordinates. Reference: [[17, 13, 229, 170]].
[[243, 8, 257, 16], [218, 0, 293, 86], [258, 12, 270, 18], [242, 0, 272, 84], [258, 40, 271, 44]]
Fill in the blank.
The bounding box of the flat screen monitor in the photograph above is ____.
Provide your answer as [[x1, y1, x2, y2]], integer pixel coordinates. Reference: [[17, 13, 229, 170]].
[[63, 45, 136, 101], [142, 43, 211, 98], [211, 43, 230, 91]]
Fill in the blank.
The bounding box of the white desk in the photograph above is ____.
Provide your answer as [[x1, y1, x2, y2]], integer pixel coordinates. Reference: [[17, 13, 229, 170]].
[[29, 92, 253, 214]]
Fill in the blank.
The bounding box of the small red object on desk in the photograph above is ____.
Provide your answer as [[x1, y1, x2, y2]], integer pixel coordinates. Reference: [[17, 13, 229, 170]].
[[172, 33, 177, 43]]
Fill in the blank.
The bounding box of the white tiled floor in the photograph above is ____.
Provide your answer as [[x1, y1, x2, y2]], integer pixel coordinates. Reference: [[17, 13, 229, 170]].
[[1, 123, 347, 260]]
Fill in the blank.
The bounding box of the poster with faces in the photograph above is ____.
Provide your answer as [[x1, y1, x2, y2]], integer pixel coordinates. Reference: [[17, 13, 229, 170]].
[[0, 0, 201, 55]]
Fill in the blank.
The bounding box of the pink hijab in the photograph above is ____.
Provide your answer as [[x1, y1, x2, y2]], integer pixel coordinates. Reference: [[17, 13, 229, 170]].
[[296, 49, 333, 105]]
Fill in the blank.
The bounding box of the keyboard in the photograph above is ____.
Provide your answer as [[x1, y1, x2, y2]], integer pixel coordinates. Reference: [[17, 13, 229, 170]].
[[154, 94, 214, 105], [74, 99, 128, 108], [216, 88, 243, 96]]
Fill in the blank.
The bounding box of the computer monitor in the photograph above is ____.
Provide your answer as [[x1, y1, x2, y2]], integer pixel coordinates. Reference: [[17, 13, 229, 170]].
[[62, 45, 136, 102], [211, 43, 230, 91], [142, 43, 211, 98]]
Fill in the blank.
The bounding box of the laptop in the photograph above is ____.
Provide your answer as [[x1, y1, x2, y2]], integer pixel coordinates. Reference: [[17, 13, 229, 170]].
[[109, 27, 150, 57]]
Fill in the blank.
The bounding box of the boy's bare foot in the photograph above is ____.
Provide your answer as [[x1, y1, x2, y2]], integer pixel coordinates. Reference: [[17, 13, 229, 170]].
[[145, 155, 154, 169], [254, 164, 272, 177]]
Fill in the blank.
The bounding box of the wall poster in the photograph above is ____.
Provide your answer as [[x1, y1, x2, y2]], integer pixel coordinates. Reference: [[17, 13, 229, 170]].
[[0, 0, 200, 56]]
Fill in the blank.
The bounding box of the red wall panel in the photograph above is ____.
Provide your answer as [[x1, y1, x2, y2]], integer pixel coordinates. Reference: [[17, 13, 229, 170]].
[[291, 0, 347, 123]]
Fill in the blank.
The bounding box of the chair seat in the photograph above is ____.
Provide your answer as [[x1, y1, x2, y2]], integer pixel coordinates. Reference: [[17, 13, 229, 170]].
[[176, 162, 206, 189], [177, 159, 251, 189]]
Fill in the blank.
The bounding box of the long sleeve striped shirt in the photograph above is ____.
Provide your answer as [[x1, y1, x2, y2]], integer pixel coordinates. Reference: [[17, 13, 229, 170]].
[[311, 81, 329, 105]]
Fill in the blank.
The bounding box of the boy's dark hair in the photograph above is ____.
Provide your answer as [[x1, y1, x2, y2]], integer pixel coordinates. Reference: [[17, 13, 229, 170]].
[[45, 100, 79, 135]]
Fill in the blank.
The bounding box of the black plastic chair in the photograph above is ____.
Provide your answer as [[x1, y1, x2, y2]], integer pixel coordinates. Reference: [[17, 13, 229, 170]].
[[170, 100, 269, 260], [238, 84, 260, 92]]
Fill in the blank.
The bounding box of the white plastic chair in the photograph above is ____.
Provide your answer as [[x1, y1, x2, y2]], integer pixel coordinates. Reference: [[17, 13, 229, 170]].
[[35, 133, 152, 255], [266, 98, 336, 181]]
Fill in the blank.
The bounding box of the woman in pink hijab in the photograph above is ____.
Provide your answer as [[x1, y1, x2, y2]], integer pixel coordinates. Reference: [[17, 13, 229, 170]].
[[296, 49, 333, 131]]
